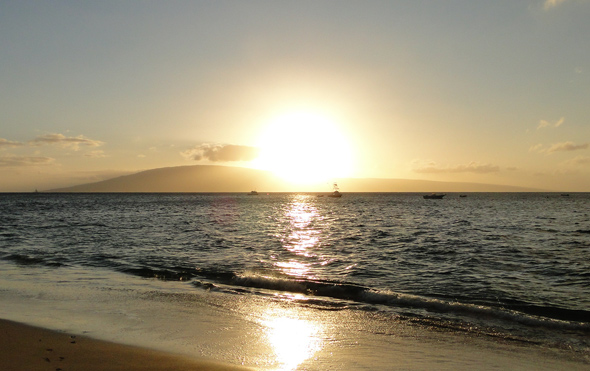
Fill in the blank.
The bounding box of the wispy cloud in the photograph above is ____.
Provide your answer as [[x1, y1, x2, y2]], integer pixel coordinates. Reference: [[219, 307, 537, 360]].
[[530, 141, 588, 154], [537, 117, 564, 129], [544, 0, 568, 10], [84, 150, 106, 158], [0, 155, 54, 167], [182, 144, 260, 162], [562, 156, 590, 166], [547, 141, 588, 153], [0, 138, 24, 148], [29, 134, 104, 150], [412, 160, 500, 174]]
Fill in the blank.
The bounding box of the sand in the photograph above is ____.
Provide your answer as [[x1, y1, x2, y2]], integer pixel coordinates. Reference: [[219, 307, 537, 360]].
[[1, 264, 588, 370], [2, 316, 589, 371], [0, 319, 251, 371]]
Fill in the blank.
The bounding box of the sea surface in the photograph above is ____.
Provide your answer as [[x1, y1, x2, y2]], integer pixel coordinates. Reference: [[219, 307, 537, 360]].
[[1, 192, 589, 369]]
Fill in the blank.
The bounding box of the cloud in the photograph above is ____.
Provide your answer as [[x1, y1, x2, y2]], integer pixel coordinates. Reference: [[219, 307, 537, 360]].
[[84, 150, 106, 158], [547, 141, 588, 153], [0, 155, 54, 167], [562, 156, 590, 166], [0, 138, 24, 148], [537, 117, 564, 129], [182, 144, 260, 162], [29, 134, 104, 150], [529, 143, 544, 153], [412, 160, 500, 174], [544, 0, 568, 10]]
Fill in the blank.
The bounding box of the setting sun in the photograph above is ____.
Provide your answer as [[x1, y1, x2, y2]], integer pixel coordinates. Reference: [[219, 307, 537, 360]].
[[253, 111, 354, 185]]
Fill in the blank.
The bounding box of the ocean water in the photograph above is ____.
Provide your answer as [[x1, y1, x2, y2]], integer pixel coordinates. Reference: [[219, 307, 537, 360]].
[[1, 192, 589, 369]]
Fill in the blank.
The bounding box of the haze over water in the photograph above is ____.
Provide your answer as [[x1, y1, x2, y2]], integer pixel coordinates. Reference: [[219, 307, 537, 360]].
[[1, 192, 589, 369]]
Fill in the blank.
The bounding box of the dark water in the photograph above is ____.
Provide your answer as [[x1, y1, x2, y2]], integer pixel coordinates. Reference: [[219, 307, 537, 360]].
[[1, 192, 589, 354]]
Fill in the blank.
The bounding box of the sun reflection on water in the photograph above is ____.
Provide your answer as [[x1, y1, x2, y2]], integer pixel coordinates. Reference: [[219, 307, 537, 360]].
[[259, 196, 328, 369], [262, 309, 322, 371], [275, 260, 311, 278], [274, 195, 327, 279]]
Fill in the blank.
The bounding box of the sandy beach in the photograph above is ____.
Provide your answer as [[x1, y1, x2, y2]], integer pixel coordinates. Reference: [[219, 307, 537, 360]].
[[2, 316, 589, 371], [1, 260, 589, 371], [0, 319, 251, 371]]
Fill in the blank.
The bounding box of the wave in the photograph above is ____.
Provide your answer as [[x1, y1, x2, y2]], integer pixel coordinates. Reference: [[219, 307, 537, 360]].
[[360, 290, 590, 330], [2, 253, 64, 267], [185, 269, 590, 333], [118, 266, 199, 281], [3, 253, 588, 335]]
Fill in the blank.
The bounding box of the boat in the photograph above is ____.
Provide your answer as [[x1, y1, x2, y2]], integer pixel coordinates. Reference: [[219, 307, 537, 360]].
[[459, 195, 467, 198], [247, 191, 259, 196], [328, 183, 342, 198], [423, 193, 446, 199]]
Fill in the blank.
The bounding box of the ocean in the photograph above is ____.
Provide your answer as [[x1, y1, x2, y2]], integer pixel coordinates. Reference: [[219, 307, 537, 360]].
[[1, 192, 589, 370]]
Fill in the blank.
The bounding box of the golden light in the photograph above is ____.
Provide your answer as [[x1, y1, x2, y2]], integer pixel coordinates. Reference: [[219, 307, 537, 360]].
[[273, 196, 324, 278], [275, 260, 311, 278], [255, 196, 327, 369], [283, 197, 321, 257], [253, 110, 353, 185], [264, 314, 322, 371]]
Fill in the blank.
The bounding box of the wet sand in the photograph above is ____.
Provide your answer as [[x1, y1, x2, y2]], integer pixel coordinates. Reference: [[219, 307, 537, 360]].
[[1, 264, 588, 370], [3, 316, 588, 371], [0, 319, 251, 371]]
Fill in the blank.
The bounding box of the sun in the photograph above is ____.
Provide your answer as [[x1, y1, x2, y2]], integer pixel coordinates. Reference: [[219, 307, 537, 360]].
[[253, 111, 353, 185]]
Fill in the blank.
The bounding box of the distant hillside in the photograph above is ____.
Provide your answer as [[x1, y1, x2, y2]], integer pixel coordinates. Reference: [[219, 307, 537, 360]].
[[342, 178, 542, 192], [48, 165, 287, 192], [47, 165, 542, 193]]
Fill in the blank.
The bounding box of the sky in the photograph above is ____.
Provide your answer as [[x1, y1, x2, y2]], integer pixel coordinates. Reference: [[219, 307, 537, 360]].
[[1, 0, 589, 192]]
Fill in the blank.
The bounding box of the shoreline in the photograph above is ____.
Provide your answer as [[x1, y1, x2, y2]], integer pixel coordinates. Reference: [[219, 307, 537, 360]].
[[1, 260, 589, 370], [2, 316, 588, 371], [0, 319, 251, 371]]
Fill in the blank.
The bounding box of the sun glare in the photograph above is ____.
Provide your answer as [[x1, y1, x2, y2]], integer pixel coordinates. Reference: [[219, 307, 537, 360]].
[[264, 314, 322, 370], [254, 111, 353, 185]]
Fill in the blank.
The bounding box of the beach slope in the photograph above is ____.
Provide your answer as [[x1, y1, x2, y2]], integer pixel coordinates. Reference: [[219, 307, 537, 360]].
[[0, 319, 251, 371]]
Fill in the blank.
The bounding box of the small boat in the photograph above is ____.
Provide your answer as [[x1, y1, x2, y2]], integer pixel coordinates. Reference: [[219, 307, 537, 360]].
[[459, 194, 467, 198], [423, 193, 446, 199], [328, 183, 342, 198], [247, 191, 259, 196]]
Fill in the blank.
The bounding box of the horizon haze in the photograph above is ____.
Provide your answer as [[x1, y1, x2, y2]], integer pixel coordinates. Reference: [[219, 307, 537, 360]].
[[1, 1, 589, 192]]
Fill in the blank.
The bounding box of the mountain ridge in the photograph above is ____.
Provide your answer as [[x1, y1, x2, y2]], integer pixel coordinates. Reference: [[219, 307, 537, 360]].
[[47, 165, 544, 193]]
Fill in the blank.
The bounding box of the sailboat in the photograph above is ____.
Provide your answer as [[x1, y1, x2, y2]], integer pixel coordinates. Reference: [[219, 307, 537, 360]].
[[328, 182, 342, 198]]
